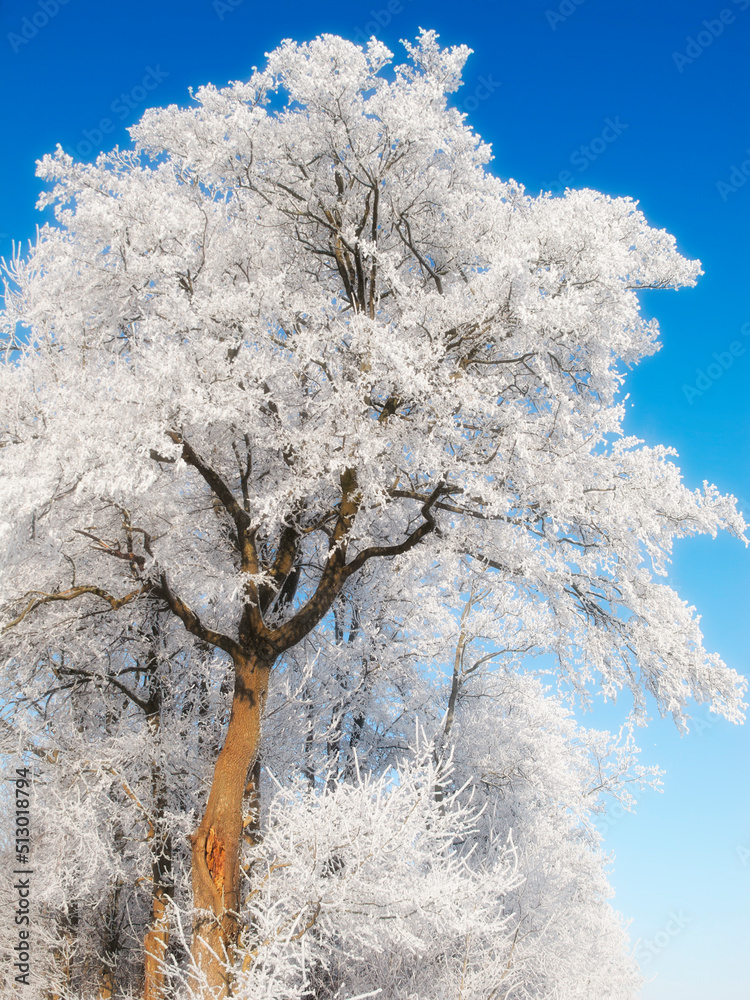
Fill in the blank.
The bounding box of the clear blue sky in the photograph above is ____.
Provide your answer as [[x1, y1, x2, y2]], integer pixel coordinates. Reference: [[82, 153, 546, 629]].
[[1, 2, 748, 997]]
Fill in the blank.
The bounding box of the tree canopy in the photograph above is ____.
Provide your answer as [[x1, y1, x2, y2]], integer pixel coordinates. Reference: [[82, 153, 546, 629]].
[[0, 30, 745, 1000]]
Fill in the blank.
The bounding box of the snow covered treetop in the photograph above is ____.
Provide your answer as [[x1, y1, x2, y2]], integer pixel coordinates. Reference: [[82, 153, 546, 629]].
[[0, 31, 745, 730]]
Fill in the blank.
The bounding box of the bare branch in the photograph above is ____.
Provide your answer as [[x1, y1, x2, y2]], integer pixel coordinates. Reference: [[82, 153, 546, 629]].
[[2, 585, 150, 634]]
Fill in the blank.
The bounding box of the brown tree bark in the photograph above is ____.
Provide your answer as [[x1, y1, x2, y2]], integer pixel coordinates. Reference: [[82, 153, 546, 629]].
[[143, 881, 171, 1000], [7, 448, 443, 999], [46, 900, 78, 1000], [98, 970, 116, 1000], [163, 464, 441, 997], [97, 882, 122, 1000], [189, 651, 272, 997], [143, 742, 173, 997]]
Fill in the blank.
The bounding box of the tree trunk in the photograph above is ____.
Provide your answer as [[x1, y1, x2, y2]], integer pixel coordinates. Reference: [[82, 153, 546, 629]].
[[144, 670, 173, 1000], [98, 884, 121, 1000], [190, 651, 271, 997], [143, 881, 171, 1000], [47, 900, 78, 1000], [98, 968, 116, 1000], [143, 779, 172, 1000]]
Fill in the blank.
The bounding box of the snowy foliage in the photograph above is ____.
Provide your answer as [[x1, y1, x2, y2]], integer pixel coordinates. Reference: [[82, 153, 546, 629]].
[[1, 31, 745, 722], [0, 28, 745, 1000], [2, 659, 650, 1000]]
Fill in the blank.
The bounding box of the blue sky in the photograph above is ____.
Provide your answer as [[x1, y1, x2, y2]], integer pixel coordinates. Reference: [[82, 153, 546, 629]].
[[1, 1, 748, 996]]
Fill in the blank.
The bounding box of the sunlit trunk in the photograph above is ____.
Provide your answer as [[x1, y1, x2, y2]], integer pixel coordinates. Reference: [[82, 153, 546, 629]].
[[143, 882, 171, 1000], [98, 883, 122, 1000], [47, 901, 77, 1000], [143, 677, 173, 1000], [190, 652, 271, 997], [98, 969, 116, 1000]]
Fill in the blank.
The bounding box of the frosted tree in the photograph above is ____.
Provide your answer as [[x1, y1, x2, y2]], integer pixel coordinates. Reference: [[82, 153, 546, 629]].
[[2, 663, 653, 1000], [0, 612, 229, 999], [0, 29, 746, 998], [247, 587, 659, 1000], [229, 695, 649, 1000]]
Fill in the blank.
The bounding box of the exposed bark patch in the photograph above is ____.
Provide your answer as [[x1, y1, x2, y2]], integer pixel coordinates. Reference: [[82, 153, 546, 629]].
[[206, 827, 226, 892]]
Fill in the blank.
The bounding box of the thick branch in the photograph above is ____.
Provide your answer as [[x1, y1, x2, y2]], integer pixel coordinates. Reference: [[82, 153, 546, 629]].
[[153, 575, 245, 661], [166, 431, 250, 533], [268, 469, 359, 651], [166, 431, 266, 636], [270, 480, 442, 653], [343, 482, 444, 577], [258, 522, 300, 616]]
